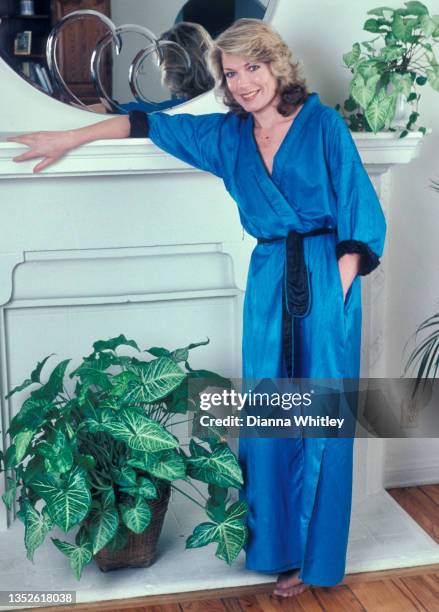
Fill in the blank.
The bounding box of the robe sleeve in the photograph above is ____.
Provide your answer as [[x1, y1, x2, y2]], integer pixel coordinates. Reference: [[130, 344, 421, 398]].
[[324, 109, 387, 276], [128, 109, 226, 179]]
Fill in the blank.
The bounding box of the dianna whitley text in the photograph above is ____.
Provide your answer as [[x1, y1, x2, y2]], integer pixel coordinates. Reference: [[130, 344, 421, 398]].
[[199, 415, 345, 429], [196, 389, 348, 430]]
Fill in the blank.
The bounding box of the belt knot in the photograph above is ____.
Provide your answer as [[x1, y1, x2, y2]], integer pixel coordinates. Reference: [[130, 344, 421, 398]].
[[256, 227, 336, 377]]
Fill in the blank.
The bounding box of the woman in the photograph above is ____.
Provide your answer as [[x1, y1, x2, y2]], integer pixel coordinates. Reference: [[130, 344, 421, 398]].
[[8, 18, 386, 598]]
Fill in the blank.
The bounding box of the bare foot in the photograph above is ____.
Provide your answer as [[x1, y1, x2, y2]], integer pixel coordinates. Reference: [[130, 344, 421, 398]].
[[273, 568, 311, 598]]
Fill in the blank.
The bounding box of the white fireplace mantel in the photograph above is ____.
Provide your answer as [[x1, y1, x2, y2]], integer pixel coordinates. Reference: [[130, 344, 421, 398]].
[[0, 130, 424, 179]]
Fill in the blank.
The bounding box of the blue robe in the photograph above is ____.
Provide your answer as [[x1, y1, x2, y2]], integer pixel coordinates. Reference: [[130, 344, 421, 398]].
[[133, 92, 386, 586]]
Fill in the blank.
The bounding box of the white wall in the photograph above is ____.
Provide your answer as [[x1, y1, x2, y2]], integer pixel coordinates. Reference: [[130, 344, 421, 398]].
[[271, 0, 439, 486]]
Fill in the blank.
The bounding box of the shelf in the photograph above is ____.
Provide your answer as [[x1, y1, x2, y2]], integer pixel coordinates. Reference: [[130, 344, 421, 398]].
[[15, 53, 46, 58], [0, 15, 51, 20]]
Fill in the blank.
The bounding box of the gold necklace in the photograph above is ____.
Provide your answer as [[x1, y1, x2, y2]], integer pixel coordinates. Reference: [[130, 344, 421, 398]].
[[254, 116, 298, 143]]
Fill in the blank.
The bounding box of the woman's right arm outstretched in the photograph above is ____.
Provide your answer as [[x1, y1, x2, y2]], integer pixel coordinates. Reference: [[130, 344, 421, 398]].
[[8, 110, 231, 178], [7, 115, 130, 173]]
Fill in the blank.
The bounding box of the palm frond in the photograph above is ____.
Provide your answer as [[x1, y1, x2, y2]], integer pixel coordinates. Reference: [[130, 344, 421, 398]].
[[404, 313, 439, 396]]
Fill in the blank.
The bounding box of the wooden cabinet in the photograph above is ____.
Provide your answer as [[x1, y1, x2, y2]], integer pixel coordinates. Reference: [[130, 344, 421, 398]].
[[52, 0, 111, 104]]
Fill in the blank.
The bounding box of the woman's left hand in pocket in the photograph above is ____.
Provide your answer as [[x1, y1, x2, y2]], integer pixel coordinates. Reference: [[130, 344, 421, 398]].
[[338, 253, 361, 301]]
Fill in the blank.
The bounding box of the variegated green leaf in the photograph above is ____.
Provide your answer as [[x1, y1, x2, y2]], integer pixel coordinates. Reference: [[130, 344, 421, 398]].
[[32, 359, 71, 402], [356, 59, 380, 80], [110, 371, 139, 397], [365, 89, 396, 132], [70, 351, 115, 379], [350, 73, 381, 109], [225, 500, 248, 522], [343, 43, 361, 68], [110, 465, 137, 487], [186, 443, 243, 488], [31, 468, 91, 532], [367, 7, 394, 17], [404, 1, 428, 16], [88, 505, 119, 554], [186, 522, 218, 547], [392, 13, 416, 42], [364, 18, 385, 33], [93, 334, 140, 354], [171, 339, 210, 364], [4, 444, 17, 469], [380, 45, 405, 62], [51, 535, 93, 580], [127, 448, 186, 481], [1, 477, 16, 510], [24, 505, 53, 561], [14, 429, 35, 463], [123, 357, 186, 404], [35, 430, 73, 474], [215, 520, 248, 564], [106, 525, 129, 552], [120, 498, 152, 533], [22, 455, 44, 485], [206, 483, 228, 522], [186, 500, 249, 564], [104, 409, 179, 452], [390, 73, 414, 97], [420, 14, 436, 35], [189, 439, 210, 457], [8, 397, 52, 437], [120, 476, 158, 500]]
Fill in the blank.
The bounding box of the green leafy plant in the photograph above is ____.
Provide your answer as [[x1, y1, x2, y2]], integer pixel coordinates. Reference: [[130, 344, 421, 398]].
[[337, 1, 439, 134], [404, 312, 439, 395], [0, 335, 248, 579]]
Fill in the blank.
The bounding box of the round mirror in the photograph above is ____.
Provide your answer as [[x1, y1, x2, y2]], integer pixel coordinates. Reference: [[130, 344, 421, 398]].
[[0, 0, 272, 114]]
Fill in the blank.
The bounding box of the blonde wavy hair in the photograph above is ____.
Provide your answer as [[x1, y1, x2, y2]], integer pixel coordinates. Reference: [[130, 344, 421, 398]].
[[160, 22, 215, 98], [207, 18, 308, 117]]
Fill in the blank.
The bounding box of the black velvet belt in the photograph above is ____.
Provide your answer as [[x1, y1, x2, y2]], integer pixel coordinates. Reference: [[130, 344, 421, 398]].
[[257, 227, 336, 377]]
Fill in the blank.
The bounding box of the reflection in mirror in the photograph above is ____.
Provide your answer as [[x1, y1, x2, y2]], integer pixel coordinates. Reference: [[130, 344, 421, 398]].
[[0, 0, 271, 113]]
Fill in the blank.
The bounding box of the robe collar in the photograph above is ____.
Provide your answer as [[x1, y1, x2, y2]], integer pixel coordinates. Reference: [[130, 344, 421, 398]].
[[246, 91, 321, 182], [241, 92, 322, 234]]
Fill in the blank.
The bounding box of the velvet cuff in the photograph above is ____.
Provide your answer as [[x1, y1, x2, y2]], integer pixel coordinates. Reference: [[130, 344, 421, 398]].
[[336, 240, 380, 276], [128, 111, 149, 138]]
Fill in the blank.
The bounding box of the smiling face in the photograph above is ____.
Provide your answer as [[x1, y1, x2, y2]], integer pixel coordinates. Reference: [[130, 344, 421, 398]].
[[221, 52, 279, 113]]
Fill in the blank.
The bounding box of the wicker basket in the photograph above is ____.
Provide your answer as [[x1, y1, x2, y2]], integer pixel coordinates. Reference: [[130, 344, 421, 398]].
[[94, 483, 171, 572]]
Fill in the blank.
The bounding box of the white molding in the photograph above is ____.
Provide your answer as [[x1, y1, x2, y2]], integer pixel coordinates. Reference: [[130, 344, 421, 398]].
[[10, 288, 239, 310], [0, 253, 24, 306], [0, 138, 201, 179], [384, 463, 439, 489], [0, 132, 425, 180], [24, 244, 221, 261], [353, 132, 426, 165]]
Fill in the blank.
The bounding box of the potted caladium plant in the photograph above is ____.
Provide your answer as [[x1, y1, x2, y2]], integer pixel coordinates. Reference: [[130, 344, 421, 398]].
[[337, 1, 439, 135], [0, 335, 248, 579]]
